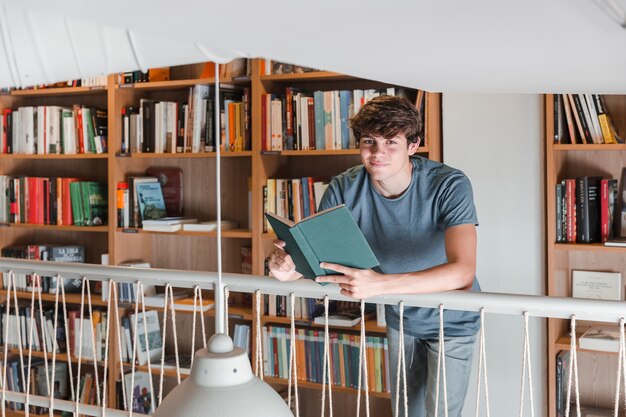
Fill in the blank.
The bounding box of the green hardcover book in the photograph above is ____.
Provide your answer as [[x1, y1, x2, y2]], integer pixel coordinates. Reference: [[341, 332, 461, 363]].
[[265, 204, 379, 280], [69, 181, 84, 226], [82, 181, 108, 226]]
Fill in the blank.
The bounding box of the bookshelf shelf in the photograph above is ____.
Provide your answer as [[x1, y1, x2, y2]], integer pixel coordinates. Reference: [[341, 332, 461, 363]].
[[115, 76, 250, 92], [260, 315, 386, 333], [1, 224, 109, 233], [117, 228, 252, 239], [0, 154, 109, 160], [116, 151, 252, 159], [264, 376, 391, 399], [260, 72, 356, 82], [553, 144, 626, 151], [7, 349, 107, 366], [133, 364, 190, 379], [553, 243, 626, 253], [9, 86, 107, 97], [0, 290, 108, 307], [264, 147, 430, 157]]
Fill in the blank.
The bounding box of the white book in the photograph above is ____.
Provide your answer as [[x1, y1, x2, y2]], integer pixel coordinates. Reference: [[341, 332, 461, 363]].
[[21, 106, 35, 154], [124, 371, 154, 414], [579, 326, 619, 352], [182, 220, 237, 232], [192, 85, 210, 153], [36, 106, 45, 154], [313, 314, 361, 327], [300, 95, 309, 150], [572, 270, 621, 300], [142, 291, 186, 308], [142, 217, 197, 226], [130, 310, 162, 366], [142, 224, 182, 233], [584, 94, 603, 144]]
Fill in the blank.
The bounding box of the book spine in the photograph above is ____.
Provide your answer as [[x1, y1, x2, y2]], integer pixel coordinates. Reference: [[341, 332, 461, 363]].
[[601, 179, 609, 243]]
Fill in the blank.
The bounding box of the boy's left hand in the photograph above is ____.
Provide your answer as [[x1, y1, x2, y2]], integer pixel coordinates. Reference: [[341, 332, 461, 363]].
[[315, 262, 385, 299]]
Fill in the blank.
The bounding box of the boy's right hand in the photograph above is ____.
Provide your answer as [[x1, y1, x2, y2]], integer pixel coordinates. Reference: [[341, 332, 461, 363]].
[[268, 240, 302, 282]]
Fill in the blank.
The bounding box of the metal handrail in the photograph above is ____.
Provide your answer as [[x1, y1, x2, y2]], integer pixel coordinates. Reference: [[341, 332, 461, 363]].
[[1, 257, 624, 323]]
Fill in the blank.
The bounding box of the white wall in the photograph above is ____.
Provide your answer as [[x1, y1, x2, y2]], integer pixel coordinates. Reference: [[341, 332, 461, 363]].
[[442, 95, 546, 417]]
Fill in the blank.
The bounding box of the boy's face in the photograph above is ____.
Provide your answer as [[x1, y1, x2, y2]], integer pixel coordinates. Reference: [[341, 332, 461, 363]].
[[359, 134, 419, 184]]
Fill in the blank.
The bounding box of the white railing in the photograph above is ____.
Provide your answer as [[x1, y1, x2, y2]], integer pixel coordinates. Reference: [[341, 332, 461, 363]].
[[0, 258, 624, 417]]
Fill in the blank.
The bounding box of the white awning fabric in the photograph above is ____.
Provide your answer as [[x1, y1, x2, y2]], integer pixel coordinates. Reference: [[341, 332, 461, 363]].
[[2, 0, 626, 93]]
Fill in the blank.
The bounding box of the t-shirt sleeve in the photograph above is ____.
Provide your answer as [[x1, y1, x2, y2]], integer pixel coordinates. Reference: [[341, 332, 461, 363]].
[[437, 172, 479, 229], [318, 178, 342, 212]]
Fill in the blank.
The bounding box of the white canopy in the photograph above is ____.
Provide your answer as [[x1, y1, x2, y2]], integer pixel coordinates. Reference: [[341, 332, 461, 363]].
[[2, 0, 626, 92]]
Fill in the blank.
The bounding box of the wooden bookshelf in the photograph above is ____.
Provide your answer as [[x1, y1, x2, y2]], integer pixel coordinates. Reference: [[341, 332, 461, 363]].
[[0, 59, 442, 415], [545, 95, 626, 417]]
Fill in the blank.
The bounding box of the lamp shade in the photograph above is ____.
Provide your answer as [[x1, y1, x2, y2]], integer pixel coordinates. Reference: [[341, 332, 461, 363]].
[[153, 334, 293, 417]]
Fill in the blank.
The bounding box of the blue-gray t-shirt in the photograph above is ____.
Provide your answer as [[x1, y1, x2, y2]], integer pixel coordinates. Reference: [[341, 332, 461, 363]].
[[319, 155, 480, 338]]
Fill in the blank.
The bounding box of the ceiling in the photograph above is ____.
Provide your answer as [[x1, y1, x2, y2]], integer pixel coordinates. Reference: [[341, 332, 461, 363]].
[[3, 0, 626, 93]]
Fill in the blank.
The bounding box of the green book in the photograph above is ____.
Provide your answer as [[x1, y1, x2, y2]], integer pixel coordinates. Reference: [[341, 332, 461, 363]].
[[265, 204, 379, 280]]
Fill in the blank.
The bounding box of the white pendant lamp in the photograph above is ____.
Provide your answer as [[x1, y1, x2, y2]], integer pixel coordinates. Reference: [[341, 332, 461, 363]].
[[153, 64, 293, 417]]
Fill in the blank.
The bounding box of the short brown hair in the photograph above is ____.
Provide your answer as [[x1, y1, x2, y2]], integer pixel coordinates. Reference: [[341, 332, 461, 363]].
[[350, 95, 421, 144]]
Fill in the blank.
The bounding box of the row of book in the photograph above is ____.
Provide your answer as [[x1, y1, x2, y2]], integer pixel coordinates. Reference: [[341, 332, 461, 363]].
[[117, 167, 183, 229], [263, 177, 329, 232], [553, 94, 623, 145], [555, 174, 626, 244], [262, 326, 390, 393], [0, 176, 107, 226], [0, 306, 110, 362], [0, 106, 108, 155], [1, 244, 85, 293], [4, 360, 69, 412], [120, 85, 250, 155], [261, 87, 397, 151]]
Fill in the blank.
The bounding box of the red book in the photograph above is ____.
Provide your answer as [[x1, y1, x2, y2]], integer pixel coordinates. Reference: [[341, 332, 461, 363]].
[[1, 109, 11, 153], [74, 105, 84, 154], [61, 178, 79, 225], [27, 177, 38, 224], [600, 179, 609, 242], [307, 177, 316, 214]]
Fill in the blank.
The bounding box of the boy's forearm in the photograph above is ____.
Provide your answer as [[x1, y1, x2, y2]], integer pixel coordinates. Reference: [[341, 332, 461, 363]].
[[381, 261, 475, 295]]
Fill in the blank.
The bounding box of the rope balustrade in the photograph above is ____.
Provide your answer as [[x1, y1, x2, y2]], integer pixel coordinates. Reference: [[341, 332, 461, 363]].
[[0, 259, 624, 417]]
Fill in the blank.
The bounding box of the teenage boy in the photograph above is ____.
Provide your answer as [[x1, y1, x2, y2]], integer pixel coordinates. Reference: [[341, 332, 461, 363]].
[[269, 95, 480, 417]]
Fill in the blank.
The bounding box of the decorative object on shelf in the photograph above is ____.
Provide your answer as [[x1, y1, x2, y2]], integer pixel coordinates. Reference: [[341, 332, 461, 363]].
[[571, 270, 622, 300]]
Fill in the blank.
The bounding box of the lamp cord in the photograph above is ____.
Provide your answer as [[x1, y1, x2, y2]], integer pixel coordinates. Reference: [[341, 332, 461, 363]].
[[255, 290, 264, 379], [287, 292, 300, 416]]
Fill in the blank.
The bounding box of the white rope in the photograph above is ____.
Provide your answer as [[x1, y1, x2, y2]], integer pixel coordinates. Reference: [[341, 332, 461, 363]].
[[100, 279, 115, 416], [613, 318, 626, 417], [519, 312, 536, 417], [10, 272, 26, 414], [224, 286, 230, 335], [394, 301, 408, 417], [25, 273, 40, 417], [320, 295, 333, 417], [34, 275, 51, 417], [57, 275, 76, 415], [49, 274, 63, 417], [474, 308, 491, 417], [356, 299, 370, 417], [111, 281, 128, 412], [1, 270, 14, 416], [190, 286, 199, 369], [434, 304, 449, 417], [564, 315, 580, 417], [196, 287, 207, 350], [166, 284, 182, 384], [156, 283, 170, 407], [84, 277, 102, 406], [254, 290, 264, 379], [287, 292, 300, 417], [128, 281, 142, 417], [74, 277, 87, 416], [136, 282, 157, 413]]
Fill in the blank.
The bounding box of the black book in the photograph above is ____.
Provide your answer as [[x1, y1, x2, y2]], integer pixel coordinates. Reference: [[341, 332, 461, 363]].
[[49, 177, 58, 225], [576, 176, 602, 243], [141, 99, 155, 153], [572, 95, 593, 144]]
